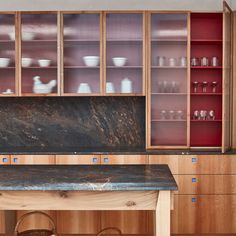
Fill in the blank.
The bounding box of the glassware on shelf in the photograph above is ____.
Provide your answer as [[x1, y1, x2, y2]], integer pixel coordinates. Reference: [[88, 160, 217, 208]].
[[163, 80, 169, 93], [176, 110, 184, 120], [211, 81, 218, 93], [160, 110, 167, 120], [121, 78, 132, 93], [106, 82, 115, 93], [208, 110, 215, 120], [157, 56, 166, 67], [211, 57, 219, 67], [200, 57, 209, 66], [179, 56, 187, 67], [191, 57, 199, 66], [157, 81, 164, 93], [193, 110, 200, 120], [200, 110, 208, 120], [171, 81, 180, 93], [201, 81, 208, 93], [168, 58, 177, 67], [169, 110, 175, 120], [192, 81, 199, 93]]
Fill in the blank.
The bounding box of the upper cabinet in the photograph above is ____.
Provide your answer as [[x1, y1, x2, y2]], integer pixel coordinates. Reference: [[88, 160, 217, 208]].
[[104, 12, 145, 95], [0, 13, 17, 96], [19, 12, 59, 96], [62, 13, 102, 96], [147, 12, 189, 148]]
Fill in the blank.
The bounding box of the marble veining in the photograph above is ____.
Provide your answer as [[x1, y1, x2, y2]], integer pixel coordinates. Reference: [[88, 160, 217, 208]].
[[0, 97, 145, 150], [0, 165, 177, 191]]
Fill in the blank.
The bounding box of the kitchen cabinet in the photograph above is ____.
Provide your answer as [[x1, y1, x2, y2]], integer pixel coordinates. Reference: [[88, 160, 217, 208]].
[[104, 12, 145, 95], [100, 154, 148, 235], [55, 155, 100, 234], [61, 13, 102, 96], [0, 155, 11, 165], [19, 12, 59, 96], [0, 13, 18, 96], [11, 155, 56, 233]]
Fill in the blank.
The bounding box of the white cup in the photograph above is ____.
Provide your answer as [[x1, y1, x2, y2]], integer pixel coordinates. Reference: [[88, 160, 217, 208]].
[[106, 82, 115, 93], [77, 83, 91, 93]]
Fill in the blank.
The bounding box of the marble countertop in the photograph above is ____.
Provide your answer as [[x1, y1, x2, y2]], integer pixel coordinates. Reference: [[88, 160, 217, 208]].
[[0, 147, 233, 155], [0, 165, 177, 191]]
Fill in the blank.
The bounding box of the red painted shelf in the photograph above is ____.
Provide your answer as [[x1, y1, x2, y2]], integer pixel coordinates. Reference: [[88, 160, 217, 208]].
[[191, 39, 222, 45], [191, 66, 222, 69], [191, 93, 222, 96], [191, 120, 222, 122], [151, 93, 187, 95], [152, 120, 187, 122]]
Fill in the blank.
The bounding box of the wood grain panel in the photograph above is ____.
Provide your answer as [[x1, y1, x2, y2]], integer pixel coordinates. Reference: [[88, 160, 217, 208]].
[[56, 155, 101, 165], [0, 211, 5, 234], [101, 155, 147, 164], [10, 155, 55, 165], [0, 156, 11, 165]]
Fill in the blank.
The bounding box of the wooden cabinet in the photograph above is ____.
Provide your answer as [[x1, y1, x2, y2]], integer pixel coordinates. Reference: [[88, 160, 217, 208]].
[[0, 155, 11, 165], [172, 195, 236, 234], [55, 155, 100, 234], [11, 155, 55, 164], [56, 155, 100, 164], [100, 154, 148, 235]]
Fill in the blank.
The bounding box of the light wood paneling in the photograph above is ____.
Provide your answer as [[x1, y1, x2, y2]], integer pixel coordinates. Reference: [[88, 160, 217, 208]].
[[101, 155, 147, 164], [56, 155, 101, 165], [10, 155, 55, 165], [0, 211, 5, 234], [0, 156, 11, 165]]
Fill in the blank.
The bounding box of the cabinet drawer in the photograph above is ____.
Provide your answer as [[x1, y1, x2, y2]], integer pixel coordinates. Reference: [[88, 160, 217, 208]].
[[0, 155, 11, 165], [56, 155, 101, 164], [176, 175, 236, 194], [101, 155, 147, 165], [148, 155, 179, 174], [11, 155, 55, 164], [171, 195, 236, 234]]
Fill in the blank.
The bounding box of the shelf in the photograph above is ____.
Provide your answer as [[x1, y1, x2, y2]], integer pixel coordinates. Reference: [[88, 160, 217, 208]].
[[0, 66, 15, 69], [107, 66, 142, 69], [191, 66, 222, 69], [151, 93, 187, 95], [152, 39, 187, 45], [152, 120, 186, 122], [152, 66, 187, 69], [191, 93, 222, 96], [191, 119, 222, 122], [22, 66, 57, 69], [0, 40, 15, 43], [191, 39, 222, 45], [21, 39, 57, 42], [21, 93, 59, 97], [64, 66, 99, 69], [64, 39, 100, 42], [107, 39, 142, 42]]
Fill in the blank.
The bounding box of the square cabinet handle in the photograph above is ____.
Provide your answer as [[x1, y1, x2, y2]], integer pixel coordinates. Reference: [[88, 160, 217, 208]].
[[92, 157, 98, 163], [103, 157, 109, 163], [191, 197, 197, 203], [192, 177, 197, 183], [2, 157, 8, 163], [13, 158, 18, 163], [191, 157, 197, 163]]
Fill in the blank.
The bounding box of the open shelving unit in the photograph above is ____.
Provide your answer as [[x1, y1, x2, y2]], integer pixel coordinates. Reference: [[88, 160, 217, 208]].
[[190, 13, 223, 147]]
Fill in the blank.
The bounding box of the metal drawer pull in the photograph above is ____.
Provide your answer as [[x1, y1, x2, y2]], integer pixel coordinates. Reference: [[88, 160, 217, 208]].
[[191, 157, 197, 163], [191, 197, 197, 203], [2, 157, 8, 163], [92, 157, 98, 163], [103, 157, 109, 163], [192, 178, 197, 183], [13, 158, 18, 163]]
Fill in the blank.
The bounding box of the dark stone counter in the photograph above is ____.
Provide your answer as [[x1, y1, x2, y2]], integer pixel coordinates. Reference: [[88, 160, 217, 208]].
[[0, 165, 177, 191]]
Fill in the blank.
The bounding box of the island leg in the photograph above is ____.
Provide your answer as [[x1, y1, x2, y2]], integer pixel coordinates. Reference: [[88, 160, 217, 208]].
[[5, 210, 17, 236], [154, 190, 171, 236]]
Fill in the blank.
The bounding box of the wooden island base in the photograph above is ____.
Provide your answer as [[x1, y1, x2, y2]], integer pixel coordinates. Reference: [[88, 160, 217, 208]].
[[2, 190, 172, 236]]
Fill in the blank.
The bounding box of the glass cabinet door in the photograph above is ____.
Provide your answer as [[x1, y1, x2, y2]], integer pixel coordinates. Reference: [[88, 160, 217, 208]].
[[63, 13, 101, 95], [0, 14, 17, 96], [149, 13, 188, 147], [20, 13, 58, 96], [105, 13, 144, 95]]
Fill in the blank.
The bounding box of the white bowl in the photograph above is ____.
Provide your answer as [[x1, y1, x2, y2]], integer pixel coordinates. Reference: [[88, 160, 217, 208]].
[[77, 83, 92, 93], [83, 56, 99, 67], [0, 58, 10, 68], [8, 32, 15, 41], [22, 58, 32, 67], [38, 59, 51, 67], [22, 32, 35, 41], [112, 57, 127, 67]]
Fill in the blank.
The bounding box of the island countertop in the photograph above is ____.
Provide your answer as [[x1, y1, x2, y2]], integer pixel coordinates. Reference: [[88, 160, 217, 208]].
[[0, 164, 177, 191]]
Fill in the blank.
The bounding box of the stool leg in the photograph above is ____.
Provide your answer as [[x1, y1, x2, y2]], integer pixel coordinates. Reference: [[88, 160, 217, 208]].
[[5, 210, 16, 236]]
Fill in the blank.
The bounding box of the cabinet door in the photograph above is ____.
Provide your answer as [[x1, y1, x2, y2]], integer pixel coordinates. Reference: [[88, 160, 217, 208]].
[[11, 155, 55, 164], [56, 155, 100, 164], [62, 13, 102, 95], [0, 211, 5, 234], [147, 13, 189, 148], [0, 13, 18, 96], [172, 195, 236, 234], [0, 155, 11, 165], [55, 155, 100, 234], [222, 1, 233, 152], [101, 155, 148, 234], [104, 12, 145, 95], [12, 155, 56, 232], [20, 12, 59, 96]]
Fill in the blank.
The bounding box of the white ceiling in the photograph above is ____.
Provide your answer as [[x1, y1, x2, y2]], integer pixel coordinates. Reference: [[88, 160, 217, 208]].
[[0, 0, 234, 11]]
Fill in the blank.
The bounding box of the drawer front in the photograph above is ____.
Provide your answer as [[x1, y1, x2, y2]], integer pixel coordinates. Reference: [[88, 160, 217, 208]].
[[56, 155, 101, 165], [101, 155, 147, 165], [11, 155, 55, 164], [176, 175, 236, 194], [171, 195, 236, 234], [148, 155, 179, 174], [0, 155, 11, 165]]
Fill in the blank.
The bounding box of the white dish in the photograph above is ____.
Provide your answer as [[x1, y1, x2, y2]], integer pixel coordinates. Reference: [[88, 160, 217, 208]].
[[38, 59, 51, 67], [8, 32, 15, 40], [22, 58, 33, 67], [2, 89, 13, 95], [22, 32, 35, 41], [106, 82, 115, 93], [77, 83, 92, 93], [83, 56, 99, 67], [112, 57, 127, 67], [0, 58, 10, 68]]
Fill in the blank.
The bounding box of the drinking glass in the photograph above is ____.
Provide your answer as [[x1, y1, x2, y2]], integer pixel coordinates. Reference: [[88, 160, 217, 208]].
[[211, 81, 218, 93], [201, 81, 208, 93], [160, 110, 167, 120], [192, 81, 199, 93]]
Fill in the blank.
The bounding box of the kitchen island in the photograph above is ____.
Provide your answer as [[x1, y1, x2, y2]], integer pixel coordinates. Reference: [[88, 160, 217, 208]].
[[0, 165, 177, 236]]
